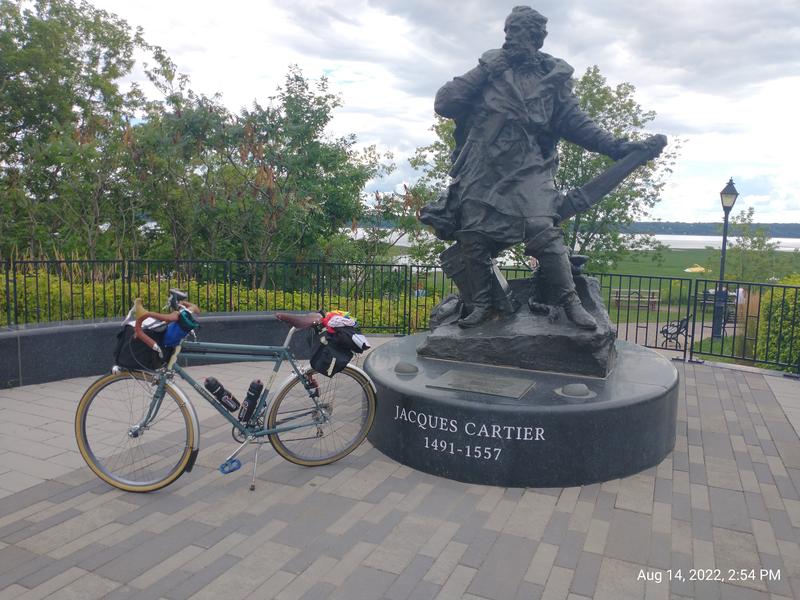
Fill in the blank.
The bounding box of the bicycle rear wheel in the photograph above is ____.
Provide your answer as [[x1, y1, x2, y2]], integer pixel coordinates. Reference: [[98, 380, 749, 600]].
[[267, 366, 376, 466], [75, 371, 195, 492]]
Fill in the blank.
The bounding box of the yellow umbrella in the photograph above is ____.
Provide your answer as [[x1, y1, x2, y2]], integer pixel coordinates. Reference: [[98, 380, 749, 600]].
[[683, 264, 708, 273]]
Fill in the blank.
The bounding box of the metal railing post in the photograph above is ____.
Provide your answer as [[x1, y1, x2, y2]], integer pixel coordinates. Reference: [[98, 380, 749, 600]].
[[4, 257, 13, 327], [410, 265, 421, 335], [316, 261, 323, 311], [227, 261, 233, 312], [687, 280, 702, 363], [126, 260, 134, 311], [10, 258, 18, 327], [405, 264, 413, 336], [682, 279, 692, 361], [120, 261, 126, 316]]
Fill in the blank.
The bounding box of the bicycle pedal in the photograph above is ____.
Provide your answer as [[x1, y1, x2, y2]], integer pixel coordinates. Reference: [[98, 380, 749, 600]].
[[219, 458, 242, 474]]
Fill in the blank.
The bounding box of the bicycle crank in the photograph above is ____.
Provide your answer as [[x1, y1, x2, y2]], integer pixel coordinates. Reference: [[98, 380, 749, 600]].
[[232, 416, 263, 443]]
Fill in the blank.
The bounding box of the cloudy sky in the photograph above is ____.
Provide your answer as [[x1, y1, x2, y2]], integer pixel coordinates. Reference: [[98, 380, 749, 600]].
[[92, 0, 800, 223]]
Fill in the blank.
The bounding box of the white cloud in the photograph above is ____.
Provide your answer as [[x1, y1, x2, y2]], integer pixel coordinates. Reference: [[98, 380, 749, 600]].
[[92, 0, 800, 222], [651, 75, 800, 222]]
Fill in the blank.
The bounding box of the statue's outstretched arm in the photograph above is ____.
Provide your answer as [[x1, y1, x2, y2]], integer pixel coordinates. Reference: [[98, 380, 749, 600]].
[[554, 97, 626, 158]]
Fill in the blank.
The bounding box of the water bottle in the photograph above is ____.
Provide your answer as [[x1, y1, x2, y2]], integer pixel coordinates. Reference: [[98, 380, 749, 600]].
[[238, 380, 263, 423], [204, 377, 240, 412]]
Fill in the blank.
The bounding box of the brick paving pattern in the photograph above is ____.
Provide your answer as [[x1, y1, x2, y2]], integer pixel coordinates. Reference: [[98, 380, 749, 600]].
[[1, 348, 799, 599]]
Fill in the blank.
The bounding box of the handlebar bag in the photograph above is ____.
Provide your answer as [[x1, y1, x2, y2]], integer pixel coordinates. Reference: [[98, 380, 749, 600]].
[[114, 325, 172, 371]]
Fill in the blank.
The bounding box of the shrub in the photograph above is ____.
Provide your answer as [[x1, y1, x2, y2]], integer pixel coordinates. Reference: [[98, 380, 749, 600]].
[[0, 268, 442, 332], [755, 275, 800, 372]]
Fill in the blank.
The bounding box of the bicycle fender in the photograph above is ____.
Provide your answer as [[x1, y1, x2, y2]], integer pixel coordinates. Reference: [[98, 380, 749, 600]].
[[274, 370, 307, 396], [341, 364, 378, 396], [168, 382, 201, 455]]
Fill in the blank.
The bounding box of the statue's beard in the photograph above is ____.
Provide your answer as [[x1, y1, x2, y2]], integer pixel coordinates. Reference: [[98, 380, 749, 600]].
[[502, 40, 539, 66]]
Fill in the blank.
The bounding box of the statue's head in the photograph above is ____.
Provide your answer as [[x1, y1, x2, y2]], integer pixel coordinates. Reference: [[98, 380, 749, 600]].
[[503, 6, 548, 62]]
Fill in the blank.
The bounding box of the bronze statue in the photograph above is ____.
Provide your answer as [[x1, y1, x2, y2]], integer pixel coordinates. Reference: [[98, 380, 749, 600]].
[[421, 6, 665, 329]]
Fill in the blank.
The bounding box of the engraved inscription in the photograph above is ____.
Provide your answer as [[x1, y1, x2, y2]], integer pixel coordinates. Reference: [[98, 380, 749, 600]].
[[393, 404, 545, 461]]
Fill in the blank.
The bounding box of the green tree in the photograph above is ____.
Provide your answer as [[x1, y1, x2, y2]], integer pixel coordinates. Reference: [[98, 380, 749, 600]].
[[228, 67, 390, 265], [125, 52, 231, 262], [126, 61, 390, 269], [707, 207, 781, 283], [555, 66, 677, 271], [1, 0, 390, 265], [0, 0, 146, 259], [406, 116, 454, 263]]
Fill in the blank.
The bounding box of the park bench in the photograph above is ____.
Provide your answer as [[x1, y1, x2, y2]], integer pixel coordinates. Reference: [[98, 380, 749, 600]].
[[699, 290, 738, 325], [610, 289, 660, 310], [660, 314, 691, 349]]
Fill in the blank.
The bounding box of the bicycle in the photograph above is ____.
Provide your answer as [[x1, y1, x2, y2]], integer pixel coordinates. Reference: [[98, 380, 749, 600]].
[[74, 290, 377, 493]]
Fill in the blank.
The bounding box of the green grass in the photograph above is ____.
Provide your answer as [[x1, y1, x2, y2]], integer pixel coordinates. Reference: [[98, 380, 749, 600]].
[[394, 245, 800, 284], [608, 249, 716, 279], [692, 333, 755, 366], [609, 247, 800, 282], [606, 304, 687, 325]]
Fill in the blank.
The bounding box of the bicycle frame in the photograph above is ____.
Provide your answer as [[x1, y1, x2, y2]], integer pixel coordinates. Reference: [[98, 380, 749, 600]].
[[149, 325, 325, 440]]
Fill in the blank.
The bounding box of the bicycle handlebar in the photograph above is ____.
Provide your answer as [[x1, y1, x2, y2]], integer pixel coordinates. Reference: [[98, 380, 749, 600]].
[[134, 299, 201, 357], [134, 310, 179, 357]]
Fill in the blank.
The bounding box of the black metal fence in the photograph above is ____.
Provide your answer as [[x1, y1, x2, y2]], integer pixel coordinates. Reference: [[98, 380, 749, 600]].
[[2, 258, 799, 374]]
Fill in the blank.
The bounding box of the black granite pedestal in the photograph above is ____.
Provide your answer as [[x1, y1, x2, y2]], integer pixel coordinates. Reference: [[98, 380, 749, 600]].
[[364, 334, 678, 487]]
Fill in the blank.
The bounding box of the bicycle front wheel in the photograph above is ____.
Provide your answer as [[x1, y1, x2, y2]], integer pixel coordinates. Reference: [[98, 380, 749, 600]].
[[75, 371, 195, 492], [267, 366, 376, 466]]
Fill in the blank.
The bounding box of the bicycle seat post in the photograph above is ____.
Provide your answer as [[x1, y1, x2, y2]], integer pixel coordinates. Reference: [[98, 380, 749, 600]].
[[283, 326, 298, 349]]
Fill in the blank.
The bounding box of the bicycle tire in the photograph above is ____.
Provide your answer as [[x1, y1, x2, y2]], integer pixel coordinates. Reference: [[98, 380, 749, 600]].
[[75, 371, 195, 492], [267, 366, 376, 466]]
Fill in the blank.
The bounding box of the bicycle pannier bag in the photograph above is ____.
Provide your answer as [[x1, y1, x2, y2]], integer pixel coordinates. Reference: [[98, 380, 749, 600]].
[[310, 333, 353, 377]]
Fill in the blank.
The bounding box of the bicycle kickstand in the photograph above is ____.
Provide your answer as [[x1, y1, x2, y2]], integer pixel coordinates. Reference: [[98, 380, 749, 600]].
[[250, 443, 261, 491]]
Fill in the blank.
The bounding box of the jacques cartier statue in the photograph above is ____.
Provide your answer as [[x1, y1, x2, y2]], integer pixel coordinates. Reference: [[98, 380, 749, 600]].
[[420, 6, 666, 329]]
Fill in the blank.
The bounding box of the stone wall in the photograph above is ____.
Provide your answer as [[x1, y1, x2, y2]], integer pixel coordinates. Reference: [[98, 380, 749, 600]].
[[0, 312, 318, 389]]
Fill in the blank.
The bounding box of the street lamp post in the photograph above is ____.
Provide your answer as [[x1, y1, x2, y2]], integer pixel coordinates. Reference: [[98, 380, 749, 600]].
[[712, 178, 739, 339]]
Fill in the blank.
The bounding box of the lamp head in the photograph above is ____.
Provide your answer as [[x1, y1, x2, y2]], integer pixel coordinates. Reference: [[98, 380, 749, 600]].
[[720, 178, 739, 211]]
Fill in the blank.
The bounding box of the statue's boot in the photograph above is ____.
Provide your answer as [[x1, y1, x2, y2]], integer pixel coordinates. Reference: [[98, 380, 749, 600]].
[[539, 252, 597, 330], [454, 236, 494, 328], [441, 243, 473, 317], [562, 294, 598, 330], [458, 302, 492, 328], [458, 304, 492, 328]]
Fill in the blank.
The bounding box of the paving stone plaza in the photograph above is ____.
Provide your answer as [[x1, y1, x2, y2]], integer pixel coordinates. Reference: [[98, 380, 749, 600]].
[[1, 340, 799, 599]]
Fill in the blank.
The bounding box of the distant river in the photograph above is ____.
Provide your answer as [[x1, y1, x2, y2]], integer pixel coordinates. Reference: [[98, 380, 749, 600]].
[[643, 235, 800, 252], [349, 229, 800, 255]]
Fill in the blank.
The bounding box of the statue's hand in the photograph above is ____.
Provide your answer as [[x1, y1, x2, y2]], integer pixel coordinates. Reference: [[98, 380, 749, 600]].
[[607, 138, 644, 160], [479, 51, 509, 78], [607, 135, 667, 160]]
